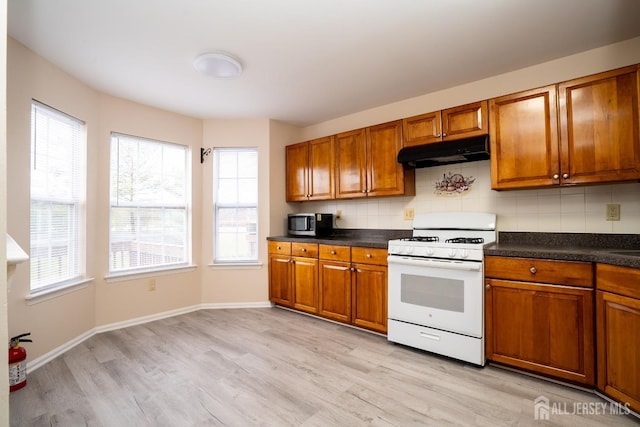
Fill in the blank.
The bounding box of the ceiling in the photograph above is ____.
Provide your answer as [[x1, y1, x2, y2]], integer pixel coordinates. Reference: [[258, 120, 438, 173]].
[[8, 0, 640, 127]]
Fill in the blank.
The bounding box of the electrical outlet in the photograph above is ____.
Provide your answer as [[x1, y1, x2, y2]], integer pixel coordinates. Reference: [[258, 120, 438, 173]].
[[606, 204, 621, 221], [404, 207, 415, 220], [335, 209, 342, 219], [148, 279, 156, 291]]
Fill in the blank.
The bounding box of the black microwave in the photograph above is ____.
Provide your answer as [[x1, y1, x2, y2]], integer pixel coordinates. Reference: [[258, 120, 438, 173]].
[[288, 213, 333, 237]]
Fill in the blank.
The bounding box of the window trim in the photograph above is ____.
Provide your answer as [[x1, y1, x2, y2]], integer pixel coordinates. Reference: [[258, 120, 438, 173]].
[[108, 132, 192, 275], [212, 147, 259, 265], [29, 100, 87, 292]]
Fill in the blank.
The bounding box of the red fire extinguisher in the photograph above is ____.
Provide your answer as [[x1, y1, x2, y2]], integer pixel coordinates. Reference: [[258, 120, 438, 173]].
[[9, 333, 32, 392]]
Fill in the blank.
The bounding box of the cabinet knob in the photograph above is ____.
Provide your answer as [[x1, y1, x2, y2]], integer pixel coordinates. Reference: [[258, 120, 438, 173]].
[[331, 250, 336, 255], [301, 248, 307, 252], [562, 173, 569, 179], [552, 174, 559, 180], [442, 132, 447, 137], [435, 133, 441, 138], [277, 246, 281, 250], [366, 253, 372, 258], [486, 284, 491, 289], [530, 266, 537, 274]]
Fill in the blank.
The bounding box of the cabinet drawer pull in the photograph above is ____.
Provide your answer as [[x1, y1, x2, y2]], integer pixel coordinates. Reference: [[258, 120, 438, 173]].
[[301, 248, 307, 252], [530, 266, 537, 274], [562, 173, 569, 179], [366, 253, 372, 258], [552, 174, 559, 180], [419, 332, 440, 341], [276, 246, 281, 250], [331, 250, 336, 255]]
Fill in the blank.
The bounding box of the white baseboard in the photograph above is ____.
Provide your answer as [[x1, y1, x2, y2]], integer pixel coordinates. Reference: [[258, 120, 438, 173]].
[[26, 301, 273, 373], [200, 301, 273, 310]]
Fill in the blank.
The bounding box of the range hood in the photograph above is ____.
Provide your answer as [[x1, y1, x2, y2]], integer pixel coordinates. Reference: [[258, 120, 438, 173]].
[[397, 135, 489, 168]]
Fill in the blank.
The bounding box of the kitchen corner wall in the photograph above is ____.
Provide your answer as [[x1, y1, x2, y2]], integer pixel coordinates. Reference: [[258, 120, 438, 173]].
[[302, 160, 640, 234]]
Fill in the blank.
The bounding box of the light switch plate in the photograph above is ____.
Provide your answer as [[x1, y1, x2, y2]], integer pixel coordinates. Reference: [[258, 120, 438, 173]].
[[606, 204, 620, 221], [404, 207, 415, 220]]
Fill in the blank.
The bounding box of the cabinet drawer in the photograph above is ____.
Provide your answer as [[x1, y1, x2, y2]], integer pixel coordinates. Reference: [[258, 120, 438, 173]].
[[485, 256, 593, 287], [292, 242, 318, 258], [319, 244, 351, 262], [596, 263, 640, 298], [268, 241, 291, 255], [351, 247, 388, 266]]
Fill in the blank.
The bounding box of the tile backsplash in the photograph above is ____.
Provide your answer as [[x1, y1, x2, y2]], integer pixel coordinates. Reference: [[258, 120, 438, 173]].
[[299, 160, 640, 233]]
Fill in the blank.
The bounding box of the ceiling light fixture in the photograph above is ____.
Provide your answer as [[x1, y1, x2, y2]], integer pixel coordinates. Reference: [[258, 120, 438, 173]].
[[193, 52, 243, 78]]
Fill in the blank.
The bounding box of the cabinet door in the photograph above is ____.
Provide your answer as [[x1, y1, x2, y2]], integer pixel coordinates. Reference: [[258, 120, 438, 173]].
[[308, 136, 335, 200], [489, 86, 560, 190], [485, 278, 595, 386], [596, 290, 640, 413], [292, 257, 319, 314], [335, 128, 367, 198], [442, 101, 488, 141], [559, 65, 640, 185], [367, 120, 411, 197], [352, 263, 387, 333], [319, 260, 352, 323], [269, 254, 293, 307], [402, 111, 442, 147], [285, 142, 309, 201]]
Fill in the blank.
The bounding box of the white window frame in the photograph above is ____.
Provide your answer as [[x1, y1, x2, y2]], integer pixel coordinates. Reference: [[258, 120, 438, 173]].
[[212, 147, 259, 265], [29, 100, 87, 293], [108, 132, 191, 277]]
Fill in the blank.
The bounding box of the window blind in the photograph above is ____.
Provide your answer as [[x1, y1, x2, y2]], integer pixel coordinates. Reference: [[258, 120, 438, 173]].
[[109, 133, 189, 273], [30, 101, 86, 291]]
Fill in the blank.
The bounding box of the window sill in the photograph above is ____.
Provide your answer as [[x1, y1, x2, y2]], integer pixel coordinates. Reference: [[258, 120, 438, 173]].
[[105, 264, 198, 283], [25, 278, 94, 305], [208, 262, 263, 270]]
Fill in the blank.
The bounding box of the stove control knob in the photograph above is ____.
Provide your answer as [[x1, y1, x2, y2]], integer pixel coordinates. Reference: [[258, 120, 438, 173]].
[[405, 246, 413, 255], [425, 247, 434, 256], [448, 248, 457, 258], [460, 249, 470, 259]]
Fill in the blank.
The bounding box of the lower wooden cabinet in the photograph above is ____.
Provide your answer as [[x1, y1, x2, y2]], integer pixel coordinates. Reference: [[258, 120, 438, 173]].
[[596, 263, 640, 414], [485, 256, 595, 386], [269, 241, 388, 334], [292, 256, 318, 314], [318, 245, 352, 323], [352, 261, 387, 333], [268, 242, 293, 307]]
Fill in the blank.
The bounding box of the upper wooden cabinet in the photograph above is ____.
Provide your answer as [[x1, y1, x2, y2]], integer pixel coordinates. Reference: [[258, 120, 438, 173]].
[[402, 101, 488, 147], [286, 136, 335, 202], [490, 65, 640, 190], [335, 120, 415, 199], [559, 65, 640, 185]]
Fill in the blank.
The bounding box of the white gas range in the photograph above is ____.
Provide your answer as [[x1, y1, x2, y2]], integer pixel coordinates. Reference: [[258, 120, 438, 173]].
[[387, 212, 496, 366]]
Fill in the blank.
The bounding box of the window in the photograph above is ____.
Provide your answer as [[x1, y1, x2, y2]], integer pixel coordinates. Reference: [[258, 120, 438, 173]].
[[213, 148, 258, 263], [30, 101, 86, 292], [109, 133, 190, 274]]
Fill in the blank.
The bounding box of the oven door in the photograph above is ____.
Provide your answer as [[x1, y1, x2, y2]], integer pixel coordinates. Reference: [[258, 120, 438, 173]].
[[387, 255, 483, 338]]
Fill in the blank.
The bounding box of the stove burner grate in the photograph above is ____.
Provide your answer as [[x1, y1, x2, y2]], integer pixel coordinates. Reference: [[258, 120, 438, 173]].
[[402, 236, 439, 242], [445, 237, 485, 244]]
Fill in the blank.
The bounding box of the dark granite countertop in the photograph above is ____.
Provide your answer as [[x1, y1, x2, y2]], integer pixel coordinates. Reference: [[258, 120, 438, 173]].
[[267, 228, 412, 249], [486, 232, 640, 269]]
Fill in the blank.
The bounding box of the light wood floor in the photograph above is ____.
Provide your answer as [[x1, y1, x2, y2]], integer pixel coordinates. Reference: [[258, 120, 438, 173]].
[[10, 307, 639, 426]]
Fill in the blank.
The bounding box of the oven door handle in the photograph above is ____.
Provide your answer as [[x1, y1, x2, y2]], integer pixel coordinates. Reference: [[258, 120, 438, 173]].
[[387, 255, 482, 271]]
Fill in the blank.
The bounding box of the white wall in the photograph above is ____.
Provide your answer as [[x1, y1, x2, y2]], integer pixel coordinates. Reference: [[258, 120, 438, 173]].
[[1, 0, 9, 423], [295, 37, 640, 234]]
